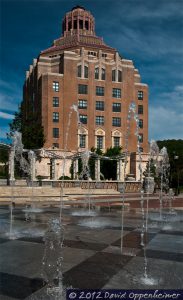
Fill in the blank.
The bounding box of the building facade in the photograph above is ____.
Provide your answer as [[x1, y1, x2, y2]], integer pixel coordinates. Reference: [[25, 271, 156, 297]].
[[23, 5, 148, 155]]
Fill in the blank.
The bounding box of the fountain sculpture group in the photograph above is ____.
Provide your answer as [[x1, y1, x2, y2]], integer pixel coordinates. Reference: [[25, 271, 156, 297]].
[[6, 102, 172, 298]]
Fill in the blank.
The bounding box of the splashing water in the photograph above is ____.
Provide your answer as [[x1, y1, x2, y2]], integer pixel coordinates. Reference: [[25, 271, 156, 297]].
[[42, 218, 64, 298], [145, 140, 159, 232], [120, 101, 136, 254], [159, 147, 170, 220]]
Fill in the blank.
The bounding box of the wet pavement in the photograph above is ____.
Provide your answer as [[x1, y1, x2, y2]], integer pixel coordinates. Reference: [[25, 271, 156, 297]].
[[0, 204, 183, 299]]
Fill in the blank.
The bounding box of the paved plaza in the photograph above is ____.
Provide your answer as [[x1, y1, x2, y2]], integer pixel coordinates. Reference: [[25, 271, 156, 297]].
[[0, 200, 183, 299]]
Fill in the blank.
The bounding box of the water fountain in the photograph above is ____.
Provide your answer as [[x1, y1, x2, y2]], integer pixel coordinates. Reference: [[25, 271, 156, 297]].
[[120, 102, 136, 254], [159, 147, 170, 220], [4, 102, 180, 297], [42, 218, 64, 299]]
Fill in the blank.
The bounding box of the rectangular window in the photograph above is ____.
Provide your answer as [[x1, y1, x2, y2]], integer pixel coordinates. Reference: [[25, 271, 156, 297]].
[[112, 103, 121, 112], [53, 82, 59, 92], [80, 114, 87, 124], [112, 70, 116, 82], [85, 21, 89, 30], [96, 116, 104, 125], [84, 66, 88, 78], [138, 91, 143, 100], [78, 84, 88, 94], [53, 97, 59, 107], [139, 147, 143, 152], [53, 128, 59, 138], [96, 86, 104, 96], [88, 51, 97, 56], [79, 19, 83, 29], [118, 70, 122, 82], [53, 112, 59, 122], [138, 134, 143, 143], [79, 135, 86, 148], [138, 105, 143, 114], [101, 68, 105, 80], [77, 65, 82, 77], [97, 136, 103, 149], [95, 68, 99, 80], [139, 119, 143, 128], [102, 53, 107, 58], [112, 117, 121, 127], [53, 143, 59, 148], [114, 137, 120, 147], [74, 20, 77, 29], [96, 101, 104, 111], [78, 100, 87, 109], [112, 88, 121, 98]]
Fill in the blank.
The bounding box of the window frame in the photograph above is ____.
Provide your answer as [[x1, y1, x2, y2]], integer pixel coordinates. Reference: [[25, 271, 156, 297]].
[[138, 105, 143, 115], [78, 99, 87, 109], [79, 114, 87, 124], [53, 128, 59, 138], [112, 102, 121, 112], [79, 134, 86, 148], [77, 65, 82, 78], [53, 112, 59, 123], [139, 119, 143, 128], [112, 69, 116, 82], [138, 90, 144, 100], [84, 65, 88, 79], [78, 84, 88, 95], [101, 68, 106, 80], [53, 81, 59, 92], [95, 67, 99, 80], [96, 101, 104, 111], [96, 115, 104, 126], [113, 136, 120, 147], [118, 70, 122, 82], [96, 86, 104, 96], [138, 133, 143, 143], [112, 117, 121, 127], [112, 88, 121, 98], [53, 97, 59, 107], [97, 135, 103, 149]]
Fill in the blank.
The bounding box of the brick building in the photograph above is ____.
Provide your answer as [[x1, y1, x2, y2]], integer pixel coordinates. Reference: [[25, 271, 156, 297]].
[[23, 5, 148, 155]]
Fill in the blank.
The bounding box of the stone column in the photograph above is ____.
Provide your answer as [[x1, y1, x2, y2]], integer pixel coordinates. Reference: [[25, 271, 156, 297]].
[[117, 159, 124, 181], [8, 148, 15, 184], [95, 158, 100, 181], [51, 158, 56, 180], [29, 151, 36, 182], [73, 159, 79, 180]]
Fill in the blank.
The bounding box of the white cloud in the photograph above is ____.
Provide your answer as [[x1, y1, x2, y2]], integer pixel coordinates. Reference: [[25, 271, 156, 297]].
[[0, 111, 14, 120], [0, 93, 19, 112], [0, 80, 21, 112], [157, 85, 183, 109], [149, 84, 183, 140], [149, 106, 183, 140]]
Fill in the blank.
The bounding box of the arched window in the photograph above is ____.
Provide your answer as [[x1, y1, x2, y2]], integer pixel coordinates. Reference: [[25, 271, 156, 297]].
[[77, 65, 82, 77], [84, 65, 88, 78], [95, 67, 99, 80], [101, 68, 105, 80]]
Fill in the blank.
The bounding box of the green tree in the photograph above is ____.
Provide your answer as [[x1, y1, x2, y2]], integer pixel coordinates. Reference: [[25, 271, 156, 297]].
[[0, 146, 9, 178], [8, 103, 45, 149]]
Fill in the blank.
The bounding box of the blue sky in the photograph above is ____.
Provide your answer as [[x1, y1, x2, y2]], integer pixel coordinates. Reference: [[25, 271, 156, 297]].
[[0, 0, 183, 142]]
